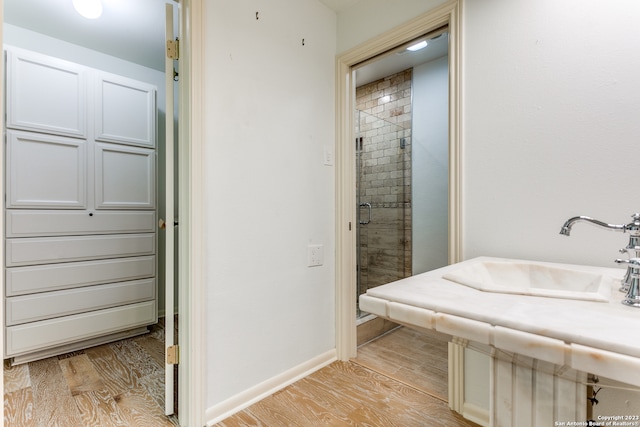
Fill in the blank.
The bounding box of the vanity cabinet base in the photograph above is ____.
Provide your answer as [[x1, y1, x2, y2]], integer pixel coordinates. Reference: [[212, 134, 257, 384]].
[[450, 339, 587, 427]]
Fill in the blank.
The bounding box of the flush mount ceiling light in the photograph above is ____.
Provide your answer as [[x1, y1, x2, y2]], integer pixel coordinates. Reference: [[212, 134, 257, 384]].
[[406, 40, 428, 52], [73, 0, 103, 19]]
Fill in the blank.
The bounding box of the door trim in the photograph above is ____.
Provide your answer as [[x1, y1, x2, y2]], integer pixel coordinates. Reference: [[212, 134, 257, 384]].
[[164, 2, 176, 416], [0, 1, 5, 403], [334, 0, 462, 360], [178, 0, 206, 426], [0, 1, 206, 425]]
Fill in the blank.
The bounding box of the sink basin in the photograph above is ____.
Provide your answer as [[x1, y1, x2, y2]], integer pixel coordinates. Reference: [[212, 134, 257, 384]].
[[442, 259, 613, 302]]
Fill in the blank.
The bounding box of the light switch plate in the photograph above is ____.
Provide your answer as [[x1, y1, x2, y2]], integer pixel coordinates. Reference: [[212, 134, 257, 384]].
[[308, 244, 324, 267], [323, 145, 334, 166]]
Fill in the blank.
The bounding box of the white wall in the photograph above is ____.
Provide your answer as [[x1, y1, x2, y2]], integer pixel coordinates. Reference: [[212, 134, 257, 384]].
[[412, 56, 449, 274], [203, 0, 336, 409], [462, 0, 640, 268], [336, 0, 448, 54]]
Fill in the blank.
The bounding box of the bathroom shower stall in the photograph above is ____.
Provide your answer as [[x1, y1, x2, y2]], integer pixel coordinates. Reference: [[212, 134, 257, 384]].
[[354, 38, 450, 319], [355, 106, 413, 318]]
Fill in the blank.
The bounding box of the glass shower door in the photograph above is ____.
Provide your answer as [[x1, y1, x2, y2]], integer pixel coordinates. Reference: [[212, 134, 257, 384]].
[[356, 110, 411, 318]]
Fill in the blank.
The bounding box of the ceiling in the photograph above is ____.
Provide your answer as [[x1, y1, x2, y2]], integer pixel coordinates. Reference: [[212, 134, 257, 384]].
[[4, 0, 447, 81], [355, 32, 449, 86], [318, 0, 361, 12], [4, 0, 173, 71]]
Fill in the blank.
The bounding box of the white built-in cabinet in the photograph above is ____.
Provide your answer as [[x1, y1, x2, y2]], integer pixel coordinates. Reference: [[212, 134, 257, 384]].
[[4, 47, 158, 363]]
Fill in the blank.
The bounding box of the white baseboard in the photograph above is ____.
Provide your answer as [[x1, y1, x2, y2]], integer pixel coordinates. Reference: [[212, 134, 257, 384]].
[[462, 402, 490, 427], [205, 349, 337, 426]]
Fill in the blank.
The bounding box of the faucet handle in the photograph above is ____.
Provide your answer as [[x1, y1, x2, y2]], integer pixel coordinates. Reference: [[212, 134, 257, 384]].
[[626, 214, 640, 235], [615, 258, 640, 267]]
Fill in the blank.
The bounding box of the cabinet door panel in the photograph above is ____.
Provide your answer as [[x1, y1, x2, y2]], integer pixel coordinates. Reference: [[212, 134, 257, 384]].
[[6, 278, 156, 325], [95, 143, 156, 209], [6, 256, 156, 296], [6, 210, 155, 237], [5, 301, 156, 357], [6, 233, 155, 267], [5, 48, 86, 137], [6, 131, 87, 209], [95, 73, 156, 147]]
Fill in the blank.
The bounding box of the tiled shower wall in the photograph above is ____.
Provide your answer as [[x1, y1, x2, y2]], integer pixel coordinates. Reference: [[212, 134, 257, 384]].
[[356, 69, 412, 300]]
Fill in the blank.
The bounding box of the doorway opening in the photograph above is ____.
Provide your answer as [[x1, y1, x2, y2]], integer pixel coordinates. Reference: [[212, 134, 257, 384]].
[[354, 30, 450, 327], [335, 1, 461, 360], [1, 0, 183, 424]]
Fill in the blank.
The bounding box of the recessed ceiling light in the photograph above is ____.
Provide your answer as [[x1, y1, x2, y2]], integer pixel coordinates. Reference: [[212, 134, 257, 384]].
[[73, 0, 103, 19], [406, 40, 428, 52]]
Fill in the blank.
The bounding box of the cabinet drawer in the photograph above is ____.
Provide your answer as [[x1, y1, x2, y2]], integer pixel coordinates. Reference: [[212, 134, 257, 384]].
[[5, 301, 156, 357], [6, 233, 155, 267], [6, 210, 156, 237], [6, 256, 155, 296], [6, 278, 155, 326]]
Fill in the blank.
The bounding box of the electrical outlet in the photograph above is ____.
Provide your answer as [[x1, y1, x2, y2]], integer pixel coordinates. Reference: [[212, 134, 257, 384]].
[[308, 244, 324, 267]]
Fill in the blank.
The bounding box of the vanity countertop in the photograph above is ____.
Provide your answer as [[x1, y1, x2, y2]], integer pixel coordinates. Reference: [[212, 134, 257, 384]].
[[360, 256, 640, 387]]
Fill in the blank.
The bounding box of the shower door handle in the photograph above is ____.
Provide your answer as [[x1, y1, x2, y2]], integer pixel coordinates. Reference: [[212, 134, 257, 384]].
[[359, 202, 372, 225]]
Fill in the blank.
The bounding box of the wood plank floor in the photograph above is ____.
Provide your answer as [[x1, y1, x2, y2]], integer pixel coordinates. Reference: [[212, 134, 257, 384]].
[[3, 319, 178, 427], [354, 325, 450, 401], [6, 323, 479, 426], [217, 326, 480, 427]]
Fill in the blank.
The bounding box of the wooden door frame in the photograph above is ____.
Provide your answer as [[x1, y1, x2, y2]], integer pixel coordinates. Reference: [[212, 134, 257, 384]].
[[177, 0, 206, 426], [334, 0, 462, 361], [0, 0, 5, 404], [0, 1, 207, 425]]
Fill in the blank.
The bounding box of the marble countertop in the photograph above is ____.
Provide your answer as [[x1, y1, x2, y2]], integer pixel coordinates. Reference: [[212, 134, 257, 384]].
[[361, 256, 640, 386]]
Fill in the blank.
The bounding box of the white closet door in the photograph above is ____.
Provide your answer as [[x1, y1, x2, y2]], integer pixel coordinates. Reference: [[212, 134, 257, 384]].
[[95, 143, 156, 209], [6, 130, 87, 209], [95, 73, 156, 147], [5, 48, 87, 138]]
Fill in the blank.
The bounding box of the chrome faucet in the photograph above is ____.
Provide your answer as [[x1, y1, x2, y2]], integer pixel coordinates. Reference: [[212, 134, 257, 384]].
[[614, 258, 640, 307], [559, 216, 627, 236], [560, 213, 640, 307]]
